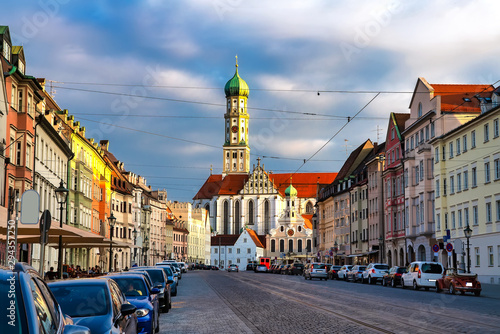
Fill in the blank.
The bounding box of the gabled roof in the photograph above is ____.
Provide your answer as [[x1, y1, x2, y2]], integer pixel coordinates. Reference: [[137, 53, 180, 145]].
[[391, 113, 410, 141], [302, 214, 313, 230], [335, 139, 373, 182], [194, 172, 337, 200], [211, 234, 239, 246], [246, 229, 265, 248]]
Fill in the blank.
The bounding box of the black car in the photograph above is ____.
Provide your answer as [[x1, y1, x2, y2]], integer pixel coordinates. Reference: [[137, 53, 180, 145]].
[[382, 266, 408, 287], [328, 265, 342, 280], [49, 277, 137, 334], [290, 263, 304, 276], [0, 262, 90, 334]]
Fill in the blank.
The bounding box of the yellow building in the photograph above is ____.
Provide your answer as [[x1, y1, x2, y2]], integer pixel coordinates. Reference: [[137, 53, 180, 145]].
[[433, 103, 500, 284]]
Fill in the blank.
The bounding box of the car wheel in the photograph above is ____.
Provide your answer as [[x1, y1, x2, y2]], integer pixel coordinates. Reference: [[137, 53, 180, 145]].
[[425, 287, 429, 291], [413, 280, 419, 291], [449, 284, 456, 295], [401, 279, 406, 289], [391, 279, 396, 288], [382, 278, 386, 287], [155, 315, 160, 333], [368, 276, 373, 285], [436, 282, 441, 293]]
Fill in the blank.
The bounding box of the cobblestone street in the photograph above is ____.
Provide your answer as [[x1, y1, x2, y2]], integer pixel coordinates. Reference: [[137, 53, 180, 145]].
[[160, 271, 500, 334]]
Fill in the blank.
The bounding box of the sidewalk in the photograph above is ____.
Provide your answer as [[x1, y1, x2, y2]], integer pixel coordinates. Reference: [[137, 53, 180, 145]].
[[481, 283, 500, 299]]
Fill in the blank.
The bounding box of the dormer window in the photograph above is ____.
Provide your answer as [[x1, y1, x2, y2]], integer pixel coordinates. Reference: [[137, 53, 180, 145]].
[[18, 60, 25, 74], [2, 40, 11, 61]]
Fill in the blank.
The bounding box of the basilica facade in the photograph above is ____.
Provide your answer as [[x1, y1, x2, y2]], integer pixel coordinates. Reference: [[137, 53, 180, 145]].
[[193, 61, 337, 257]]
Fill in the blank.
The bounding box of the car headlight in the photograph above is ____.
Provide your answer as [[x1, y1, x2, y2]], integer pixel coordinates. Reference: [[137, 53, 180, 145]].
[[136, 308, 150, 317]]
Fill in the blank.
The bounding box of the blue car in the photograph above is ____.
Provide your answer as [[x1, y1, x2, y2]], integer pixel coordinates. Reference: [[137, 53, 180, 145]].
[[108, 274, 160, 334], [130, 267, 171, 312], [155, 264, 178, 296], [49, 277, 138, 334], [0, 262, 90, 334]]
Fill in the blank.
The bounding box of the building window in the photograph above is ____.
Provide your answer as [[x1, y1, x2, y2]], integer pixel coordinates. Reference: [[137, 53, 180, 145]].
[[458, 209, 463, 228], [442, 146, 446, 161], [464, 207, 469, 226], [16, 142, 22, 166], [473, 206, 478, 226], [271, 239, 276, 252], [495, 159, 500, 180], [472, 167, 477, 187], [450, 176, 455, 194], [451, 211, 456, 229], [449, 142, 454, 158], [435, 147, 439, 163], [475, 247, 480, 267], [430, 122, 435, 138], [463, 171, 469, 190], [436, 213, 441, 230], [485, 162, 491, 183], [279, 239, 285, 253], [471, 130, 476, 148], [418, 102, 422, 117], [456, 139, 461, 155], [486, 202, 492, 223], [443, 178, 447, 196], [494, 119, 499, 138], [236, 248, 240, 254], [484, 124, 490, 142], [488, 246, 494, 266], [26, 144, 31, 168], [497, 200, 500, 222], [457, 173, 462, 192], [463, 135, 468, 152], [435, 180, 440, 197]]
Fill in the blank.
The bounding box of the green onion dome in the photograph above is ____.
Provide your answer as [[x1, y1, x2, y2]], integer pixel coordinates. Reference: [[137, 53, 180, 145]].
[[224, 63, 249, 98]]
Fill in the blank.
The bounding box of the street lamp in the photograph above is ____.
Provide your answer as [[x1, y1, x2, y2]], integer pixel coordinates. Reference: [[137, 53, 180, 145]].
[[132, 227, 138, 265], [464, 225, 472, 274], [143, 235, 149, 266], [108, 213, 116, 272], [55, 180, 68, 279]]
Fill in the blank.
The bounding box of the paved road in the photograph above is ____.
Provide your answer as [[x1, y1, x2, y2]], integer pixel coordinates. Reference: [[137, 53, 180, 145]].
[[160, 270, 500, 334]]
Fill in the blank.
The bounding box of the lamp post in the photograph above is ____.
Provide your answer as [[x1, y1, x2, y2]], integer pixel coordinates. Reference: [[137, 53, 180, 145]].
[[143, 235, 149, 266], [55, 181, 68, 279], [132, 228, 138, 265], [108, 213, 116, 272], [464, 225, 472, 274]]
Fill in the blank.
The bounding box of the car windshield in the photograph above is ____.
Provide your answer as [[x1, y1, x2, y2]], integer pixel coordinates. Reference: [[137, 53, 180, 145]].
[[161, 267, 173, 276], [397, 268, 407, 273], [421, 263, 443, 274], [358, 266, 367, 271], [51, 284, 110, 317], [111, 277, 148, 297], [312, 264, 326, 269], [374, 265, 389, 270], [144, 269, 165, 286], [0, 272, 27, 333]]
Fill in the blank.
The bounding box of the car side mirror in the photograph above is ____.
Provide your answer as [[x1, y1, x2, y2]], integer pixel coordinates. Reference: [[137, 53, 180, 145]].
[[62, 324, 91, 334], [120, 303, 137, 317], [167, 279, 174, 284], [150, 287, 160, 294]]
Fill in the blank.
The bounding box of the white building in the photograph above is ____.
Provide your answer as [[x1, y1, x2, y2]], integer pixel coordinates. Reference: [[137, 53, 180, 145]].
[[211, 228, 265, 270]]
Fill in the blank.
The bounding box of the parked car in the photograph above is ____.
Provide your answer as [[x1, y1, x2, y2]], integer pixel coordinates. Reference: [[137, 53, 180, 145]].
[[211, 265, 220, 270], [436, 268, 482, 296], [290, 263, 304, 276], [227, 264, 239, 272], [49, 277, 138, 334], [362, 263, 390, 284], [108, 273, 161, 334], [155, 264, 178, 296], [328, 265, 342, 280], [246, 261, 257, 271], [130, 267, 171, 312], [178, 262, 187, 273], [382, 266, 407, 287], [281, 264, 292, 275], [304, 263, 328, 280], [337, 265, 353, 280], [401, 261, 444, 290], [255, 264, 268, 273], [347, 265, 367, 283], [0, 262, 91, 334]]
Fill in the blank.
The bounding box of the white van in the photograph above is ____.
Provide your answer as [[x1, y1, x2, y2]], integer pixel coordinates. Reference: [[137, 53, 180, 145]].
[[401, 261, 444, 290]]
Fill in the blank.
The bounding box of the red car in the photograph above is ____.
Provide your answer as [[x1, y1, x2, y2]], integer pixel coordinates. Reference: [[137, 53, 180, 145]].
[[436, 268, 482, 296]]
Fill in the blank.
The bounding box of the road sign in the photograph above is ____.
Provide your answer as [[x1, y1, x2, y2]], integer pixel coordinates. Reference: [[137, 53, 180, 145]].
[[446, 243, 453, 252], [432, 244, 440, 253]]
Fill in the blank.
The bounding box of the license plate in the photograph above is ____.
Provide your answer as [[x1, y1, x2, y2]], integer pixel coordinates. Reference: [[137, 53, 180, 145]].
[[466, 282, 473, 287], [428, 279, 436, 282]]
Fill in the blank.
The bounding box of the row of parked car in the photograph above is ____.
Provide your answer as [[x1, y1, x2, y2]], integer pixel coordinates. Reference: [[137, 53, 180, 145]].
[[305, 261, 482, 296], [0, 260, 188, 334]]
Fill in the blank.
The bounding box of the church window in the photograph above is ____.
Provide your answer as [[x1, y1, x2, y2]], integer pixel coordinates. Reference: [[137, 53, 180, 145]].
[[234, 201, 240, 233], [298, 226, 302, 232], [233, 152, 237, 158], [248, 200, 254, 225], [289, 240, 293, 253], [280, 226, 284, 232], [233, 163, 236, 170], [240, 152, 243, 158], [271, 239, 276, 252], [279, 239, 285, 253], [306, 202, 313, 213], [223, 201, 229, 234], [240, 163, 243, 170], [306, 239, 312, 252], [298, 239, 303, 252], [264, 200, 270, 233], [233, 99, 237, 104]]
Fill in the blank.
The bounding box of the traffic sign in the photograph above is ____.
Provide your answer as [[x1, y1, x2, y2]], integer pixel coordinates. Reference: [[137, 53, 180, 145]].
[[445, 243, 453, 252], [432, 244, 440, 253]]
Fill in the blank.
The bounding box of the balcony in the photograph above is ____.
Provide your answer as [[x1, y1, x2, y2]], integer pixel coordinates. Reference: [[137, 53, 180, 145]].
[[416, 143, 431, 154]]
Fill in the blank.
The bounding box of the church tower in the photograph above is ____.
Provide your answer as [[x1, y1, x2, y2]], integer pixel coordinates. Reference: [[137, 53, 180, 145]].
[[222, 57, 250, 176]]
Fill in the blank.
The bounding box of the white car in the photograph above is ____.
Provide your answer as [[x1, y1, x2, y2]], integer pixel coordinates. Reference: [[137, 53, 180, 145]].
[[401, 261, 444, 290], [227, 264, 239, 272], [337, 265, 353, 280], [362, 263, 389, 284]]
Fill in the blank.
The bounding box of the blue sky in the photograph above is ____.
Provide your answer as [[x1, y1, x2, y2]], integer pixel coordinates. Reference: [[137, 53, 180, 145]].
[[3, 0, 500, 201]]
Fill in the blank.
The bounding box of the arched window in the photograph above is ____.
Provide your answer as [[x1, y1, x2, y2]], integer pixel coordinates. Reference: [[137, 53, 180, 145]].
[[298, 239, 303, 253], [248, 200, 254, 225], [234, 201, 240, 234], [306, 201, 313, 214], [418, 245, 426, 261], [223, 200, 229, 234], [279, 239, 285, 253], [213, 201, 217, 232], [271, 239, 276, 252], [288, 239, 293, 253], [264, 200, 270, 233], [306, 239, 312, 252]]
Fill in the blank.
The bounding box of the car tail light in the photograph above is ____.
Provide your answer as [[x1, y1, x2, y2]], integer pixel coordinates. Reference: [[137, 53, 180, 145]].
[[370, 269, 375, 274], [395, 273, 401, 277], [418, 269, 421, 278]]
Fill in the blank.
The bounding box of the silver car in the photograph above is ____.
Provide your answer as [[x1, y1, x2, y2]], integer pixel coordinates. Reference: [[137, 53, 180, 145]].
[[227, 264, 239, 272], [304, 263, 328, 280]]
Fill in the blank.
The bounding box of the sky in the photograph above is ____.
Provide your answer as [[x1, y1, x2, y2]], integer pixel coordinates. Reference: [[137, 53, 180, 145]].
[[3, 0, 500, 202]]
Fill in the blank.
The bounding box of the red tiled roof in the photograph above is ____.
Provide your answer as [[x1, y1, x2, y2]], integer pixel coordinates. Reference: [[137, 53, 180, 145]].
[[194, 172, 337, 200], [301, 214, 313, 230], [246, 229, 265, 248], [431, 84, 494, 112], [211, 234, 239, 246]]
